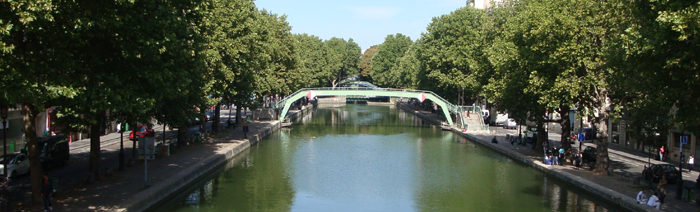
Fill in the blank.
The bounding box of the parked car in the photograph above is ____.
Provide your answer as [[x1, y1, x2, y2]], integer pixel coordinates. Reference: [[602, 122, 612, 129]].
[[0, 153, 30, 179], [644, 164, 681, 183], [582, 146, 597, 167], [21, 135, 70, 170], [129, 125, 155, 140], [504, 118, 517, 129]]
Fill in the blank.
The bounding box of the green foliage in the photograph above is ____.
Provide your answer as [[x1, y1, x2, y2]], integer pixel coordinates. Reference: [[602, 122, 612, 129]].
[[389, 42, 422, 89], [370, 33, 412, 87], [293, 33, 328, 88], [323, 37, 361, 87], [418, 7, 490, 102], [616, 0, 700, 134], [359, 45, 379, 82]]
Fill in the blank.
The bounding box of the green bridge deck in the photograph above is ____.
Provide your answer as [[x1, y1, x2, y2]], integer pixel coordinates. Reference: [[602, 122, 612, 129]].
[[273, 87, 488, 131]]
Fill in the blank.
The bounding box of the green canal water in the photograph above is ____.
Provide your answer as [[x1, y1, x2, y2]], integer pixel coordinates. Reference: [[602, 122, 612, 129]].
[[156, 104, 612, 212]]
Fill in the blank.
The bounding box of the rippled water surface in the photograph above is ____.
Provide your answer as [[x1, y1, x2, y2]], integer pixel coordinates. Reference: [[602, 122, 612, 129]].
[[157, 104, 612, 212]]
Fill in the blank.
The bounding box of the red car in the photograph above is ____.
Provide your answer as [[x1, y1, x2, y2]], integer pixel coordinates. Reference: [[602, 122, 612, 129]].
[[129, 125, 155, 140]]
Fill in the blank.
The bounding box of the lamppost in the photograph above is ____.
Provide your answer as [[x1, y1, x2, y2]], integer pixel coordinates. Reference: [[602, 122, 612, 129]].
[[1, 107, 8, 181], [119, 121, 124, 171]]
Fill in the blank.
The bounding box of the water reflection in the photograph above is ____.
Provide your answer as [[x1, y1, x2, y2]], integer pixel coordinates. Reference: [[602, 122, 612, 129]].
[[161, 104, 613, 212]]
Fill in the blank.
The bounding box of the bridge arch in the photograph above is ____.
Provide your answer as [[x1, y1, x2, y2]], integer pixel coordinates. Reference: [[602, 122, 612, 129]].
[[274, 87, 457, 125]]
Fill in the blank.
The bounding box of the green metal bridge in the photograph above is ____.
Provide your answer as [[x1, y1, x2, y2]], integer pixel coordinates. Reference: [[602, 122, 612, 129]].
[[273, 87, 488, 131]]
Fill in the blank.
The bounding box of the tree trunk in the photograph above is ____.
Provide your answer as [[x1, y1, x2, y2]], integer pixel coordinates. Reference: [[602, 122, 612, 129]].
[[88, 112, 104, 181], [199, 107, 206, 134], [177, 127, 187, 147], [535, 120, 547, 155], [559, 105, 572, 160], [22, 104, 43, 205], [593, 96, 611, 174], [236, 106, 242, 125], [213, 103, 221, 133]]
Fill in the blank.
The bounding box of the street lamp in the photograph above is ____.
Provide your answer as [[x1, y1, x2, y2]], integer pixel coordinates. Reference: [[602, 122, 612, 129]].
[[1, 107, 9, 181]]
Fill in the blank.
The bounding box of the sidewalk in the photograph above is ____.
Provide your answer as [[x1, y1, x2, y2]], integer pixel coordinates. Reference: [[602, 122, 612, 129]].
[[396, 101, 699, 212]]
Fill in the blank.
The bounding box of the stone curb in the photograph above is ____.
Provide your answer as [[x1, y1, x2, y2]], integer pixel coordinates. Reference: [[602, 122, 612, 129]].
[[116, 121, 281, 212]]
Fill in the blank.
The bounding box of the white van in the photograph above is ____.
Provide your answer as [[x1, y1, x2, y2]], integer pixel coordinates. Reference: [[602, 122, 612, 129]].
[[495, 113, 509, 126]]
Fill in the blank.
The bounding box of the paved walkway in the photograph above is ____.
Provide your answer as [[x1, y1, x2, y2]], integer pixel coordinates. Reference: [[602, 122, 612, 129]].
[[397, 100, 699, 212], [8, 108, 299, 211]]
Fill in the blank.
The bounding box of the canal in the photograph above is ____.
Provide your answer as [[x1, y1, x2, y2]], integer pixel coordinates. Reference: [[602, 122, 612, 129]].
[[155, 104, 612, 212]]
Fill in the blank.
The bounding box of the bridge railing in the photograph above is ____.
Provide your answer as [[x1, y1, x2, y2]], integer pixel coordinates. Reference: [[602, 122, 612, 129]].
[[273, 87, 493, 130], [456, 106, 489, 131], [274, 87, 458, 112]]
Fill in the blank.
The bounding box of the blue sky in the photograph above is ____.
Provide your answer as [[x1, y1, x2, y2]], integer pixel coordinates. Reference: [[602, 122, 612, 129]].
[[253, 0, 467, 51]]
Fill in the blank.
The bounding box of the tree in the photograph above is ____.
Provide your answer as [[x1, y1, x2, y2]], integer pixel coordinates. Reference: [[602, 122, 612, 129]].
[[419, 7, 490, 103], [0, 0, 78, 204], [323, 37, 361, 87], [50, 0, 204, 181], [294, 34, 329, 88], [359, 45, 379, 82], [370, 33, 413, 88], [389, 41, 422, 89], [615, 0, 700, 136]]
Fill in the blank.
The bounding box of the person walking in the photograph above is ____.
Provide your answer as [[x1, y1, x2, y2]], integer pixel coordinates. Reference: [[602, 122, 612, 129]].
[[689, 155, 695, 172], [659, 146, 665, 161], [42, 173, 53, 211], [574, 151, 582, 169]]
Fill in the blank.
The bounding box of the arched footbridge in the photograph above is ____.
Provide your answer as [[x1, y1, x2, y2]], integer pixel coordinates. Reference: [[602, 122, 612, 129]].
[[273, 87, 488, 131]]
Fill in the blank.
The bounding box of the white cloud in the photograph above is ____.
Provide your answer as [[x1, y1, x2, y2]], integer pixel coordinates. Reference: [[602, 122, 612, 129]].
[[348, 6, 401, 20]]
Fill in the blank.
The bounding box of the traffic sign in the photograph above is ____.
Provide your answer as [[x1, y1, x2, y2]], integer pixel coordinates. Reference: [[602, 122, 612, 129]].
[[682, 136, 688, 144]]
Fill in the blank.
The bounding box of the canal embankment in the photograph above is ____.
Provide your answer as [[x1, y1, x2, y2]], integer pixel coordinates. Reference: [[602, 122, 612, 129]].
[[43, 108, 310, 212], [131, 107, 319, 211], [121, 119, 284, 212], [395, 100, 655, 212]]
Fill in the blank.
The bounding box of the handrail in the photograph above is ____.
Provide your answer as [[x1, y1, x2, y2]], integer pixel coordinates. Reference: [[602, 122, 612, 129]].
[[272, 86, 490, 130], [274, 87, 458, 112]]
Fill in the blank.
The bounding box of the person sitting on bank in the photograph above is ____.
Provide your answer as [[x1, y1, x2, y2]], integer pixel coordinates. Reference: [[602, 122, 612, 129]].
[[491, 136, 498, 144], [647, 191, 661, 209], [636, 188, 648, 204]]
